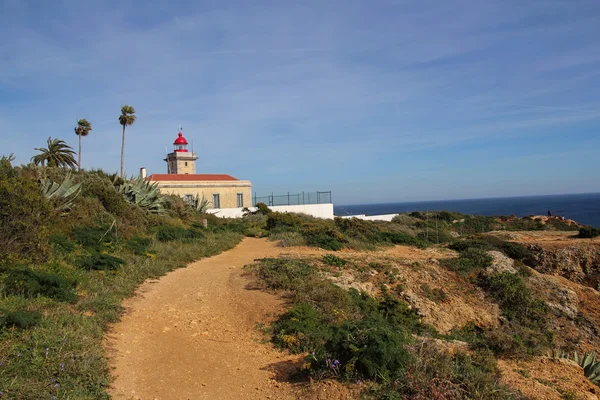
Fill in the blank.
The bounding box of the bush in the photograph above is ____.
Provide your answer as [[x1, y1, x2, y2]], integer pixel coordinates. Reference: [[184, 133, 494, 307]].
[[49, 233, 78, 253], [335, 218, 386, 243], [579, 226, 600, 238], [0, 161, 53, 263], [72, 225, 117, 252], [125, 236, 153, 255], [0, 310, 42, 330], [322, 314, 411, 381], [479, 272, 547, 323], [78, 253, 125, 271], [301, 222, 345, 251], [252, 258, 316, 291], [321, 254, 348, 267], [450, 235, 538, 267], [442, 248, 493, 275], [270, 231, 306, 247], [2, 269, 77, 302], [266, 212, 303, 231], [255, 202, 272, 215], [155, 225, 204, 242], [384, 231, 429, 248], [373, 341, 524, 399], [273, 303, 331, 353], [80, 173, 130, 216]]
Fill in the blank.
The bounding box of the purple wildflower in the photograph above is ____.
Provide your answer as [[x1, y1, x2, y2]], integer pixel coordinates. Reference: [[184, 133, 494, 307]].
[[53, 384, 59, 388], [60, 363, 65, 372]]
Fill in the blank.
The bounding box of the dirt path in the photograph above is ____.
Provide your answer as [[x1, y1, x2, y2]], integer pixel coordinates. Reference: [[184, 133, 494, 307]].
[[105, 238, 301, 400]]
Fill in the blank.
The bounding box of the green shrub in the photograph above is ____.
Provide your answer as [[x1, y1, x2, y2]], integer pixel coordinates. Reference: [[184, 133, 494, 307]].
[[384, 231, 429, 248], [72, 225, 117, 251], [335, 217, 386, 243], [155, 225, 204, 242], [125, 236, 153, 255], [479, 272, 547, 323], [0, 310, 42, 330], [255, 202, 272, 215], [305, 233, 344, 251], [252, 258, 316, 291], [78, 253, 125, 271], [270, 231, 306, 247], [273, 303, 331, 353], [373, 342, 524, 399], [266, 212, 303, 231], [212, 221, 246, 234], [442, 248, 493, 275], [2, 269, 77, 302], [49, 233, 78, 253], [324, 315, 411, 381], [390, 214, 420, 226], [322, 254, 348, 267], [0, 162, 53, 263], [80, 174, 130, 216], [301, 222, 345, 251], [579, 226, 600, 238]]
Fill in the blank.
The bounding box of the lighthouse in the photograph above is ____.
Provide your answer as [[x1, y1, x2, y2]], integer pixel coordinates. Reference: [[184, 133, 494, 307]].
[[164, 130, 198, 174]]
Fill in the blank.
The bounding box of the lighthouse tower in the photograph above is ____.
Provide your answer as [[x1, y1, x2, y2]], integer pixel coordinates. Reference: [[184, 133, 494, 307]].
[[164, 130, 198, 174]]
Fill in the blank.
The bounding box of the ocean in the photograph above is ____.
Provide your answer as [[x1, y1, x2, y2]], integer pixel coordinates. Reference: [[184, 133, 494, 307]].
[[335, 193, 600, 228]]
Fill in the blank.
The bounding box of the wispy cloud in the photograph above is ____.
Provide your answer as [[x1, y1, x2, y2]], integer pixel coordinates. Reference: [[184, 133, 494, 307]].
[[0, 0, 599, 202]]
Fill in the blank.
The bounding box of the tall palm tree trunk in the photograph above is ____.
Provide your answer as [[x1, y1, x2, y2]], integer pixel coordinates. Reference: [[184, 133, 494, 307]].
[[78, 134, 82, 171], [120, 124, 126, 177]]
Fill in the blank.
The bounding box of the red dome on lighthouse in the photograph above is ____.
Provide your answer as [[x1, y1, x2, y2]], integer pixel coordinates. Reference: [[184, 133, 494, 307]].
[[174, 132, 188, 145], [173, 132, 189, 152]]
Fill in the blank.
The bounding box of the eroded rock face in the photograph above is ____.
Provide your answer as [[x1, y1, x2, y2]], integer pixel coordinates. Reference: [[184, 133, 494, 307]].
[[498, 357, 600, 400], [486, 251, 517, 275], [528, 274, 579, 319], [530, 244, 600, 287]]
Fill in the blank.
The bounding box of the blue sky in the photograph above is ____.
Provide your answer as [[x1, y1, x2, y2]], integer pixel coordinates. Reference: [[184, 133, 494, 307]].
[[1, 0, 599, 204]]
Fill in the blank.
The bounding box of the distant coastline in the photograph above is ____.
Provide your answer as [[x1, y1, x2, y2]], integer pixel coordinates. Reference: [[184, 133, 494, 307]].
[[335, 192, 600, 228]]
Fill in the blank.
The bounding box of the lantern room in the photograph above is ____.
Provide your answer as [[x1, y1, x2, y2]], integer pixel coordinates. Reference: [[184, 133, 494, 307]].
[[164, 129, 198, 174], [173, 132, 188, 152]]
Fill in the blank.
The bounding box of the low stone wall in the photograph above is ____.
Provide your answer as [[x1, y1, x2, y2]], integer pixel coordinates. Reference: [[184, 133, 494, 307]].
[[207, 203, 335, 220]]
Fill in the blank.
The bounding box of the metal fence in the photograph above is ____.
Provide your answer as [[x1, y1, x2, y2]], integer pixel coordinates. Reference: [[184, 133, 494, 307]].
[[252, 191, 332, 207]]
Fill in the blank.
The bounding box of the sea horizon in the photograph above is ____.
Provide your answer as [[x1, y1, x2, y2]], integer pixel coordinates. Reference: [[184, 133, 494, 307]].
[[335, 192, 600, 228]]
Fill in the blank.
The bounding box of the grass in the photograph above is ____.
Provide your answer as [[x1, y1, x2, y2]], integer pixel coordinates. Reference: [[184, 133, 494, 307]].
[[0, 231, 242, 398]]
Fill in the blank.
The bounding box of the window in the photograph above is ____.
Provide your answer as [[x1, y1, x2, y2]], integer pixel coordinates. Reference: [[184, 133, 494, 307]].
[[236, 193, 244, 208], [184, 194, 193, 204], [184, 162, 188, 166], [212, 194, 221, 209]]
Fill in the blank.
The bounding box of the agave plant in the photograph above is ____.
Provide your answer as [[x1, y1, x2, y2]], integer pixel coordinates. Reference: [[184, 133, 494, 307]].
[[39, 173, 82, 212], [549, 349, 600, 385], [186, 194, 210, 213], [575, 351, 600, 385], [114, 176, 167, 214]]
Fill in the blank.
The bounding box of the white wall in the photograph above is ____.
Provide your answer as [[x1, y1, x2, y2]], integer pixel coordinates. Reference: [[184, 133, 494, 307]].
[[339, 214, 399, 222], [207, 203, 334, 220]]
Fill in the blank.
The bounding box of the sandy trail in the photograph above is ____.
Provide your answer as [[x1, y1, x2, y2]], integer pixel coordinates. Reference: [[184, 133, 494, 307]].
[[105, 238, 301, 400]]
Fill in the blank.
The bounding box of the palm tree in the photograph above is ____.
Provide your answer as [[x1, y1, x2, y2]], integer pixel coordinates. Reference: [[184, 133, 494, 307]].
[[74, 118, 92, 171], [118, 105, 136, 177], [31, 137, 78, 168]]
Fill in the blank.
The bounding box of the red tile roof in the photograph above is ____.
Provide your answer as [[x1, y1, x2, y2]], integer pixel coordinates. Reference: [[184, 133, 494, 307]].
[[147, 174, 239, 181]]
